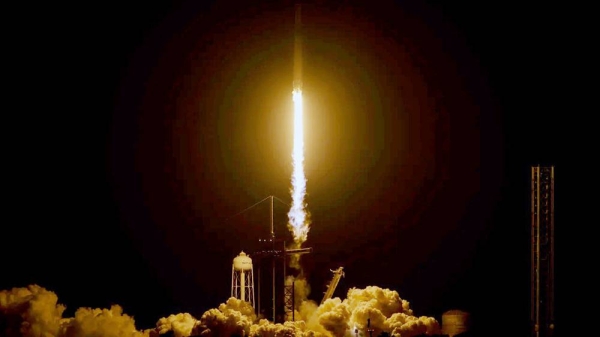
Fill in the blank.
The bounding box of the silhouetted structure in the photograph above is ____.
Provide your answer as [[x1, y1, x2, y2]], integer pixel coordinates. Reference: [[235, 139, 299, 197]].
[[320, 267, 345, 305], [531, 166, 555, 337], [231, 251, 255, 309], [441, 310, 470, 336], [367, 317, 374, 337], [252, 196, 312, 323]]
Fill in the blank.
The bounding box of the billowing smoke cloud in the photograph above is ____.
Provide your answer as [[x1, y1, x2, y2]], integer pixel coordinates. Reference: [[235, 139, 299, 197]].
[[0, 284, 154, 337], [0, 284, 66, 337], [1, 285, 439, 337], [195, 298, 256, 337], [62, 305, 152, 337], [157, 313, 198, 337]]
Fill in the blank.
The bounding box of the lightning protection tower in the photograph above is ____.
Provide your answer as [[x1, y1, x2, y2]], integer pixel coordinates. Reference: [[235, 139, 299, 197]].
[[531, 165, 554, 337], [232, 251, 255, 309]]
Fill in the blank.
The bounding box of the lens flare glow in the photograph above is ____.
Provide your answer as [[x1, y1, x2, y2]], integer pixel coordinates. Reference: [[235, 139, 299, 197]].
[[288, 89, 310, 244]]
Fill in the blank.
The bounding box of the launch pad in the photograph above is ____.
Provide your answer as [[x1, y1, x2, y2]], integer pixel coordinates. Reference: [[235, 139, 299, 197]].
[[227, 195, 345, 324], [227, 195, 313, 323], [253, 236, 311, 323], [252, 196, 312, 323]]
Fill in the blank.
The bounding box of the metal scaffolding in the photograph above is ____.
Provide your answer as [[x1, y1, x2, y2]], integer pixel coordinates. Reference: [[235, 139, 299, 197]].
[[531, 166, 555, 337]]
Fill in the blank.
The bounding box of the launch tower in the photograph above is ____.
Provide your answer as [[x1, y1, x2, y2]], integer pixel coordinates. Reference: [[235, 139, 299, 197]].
[[531, 165, 554, 337], [253, 196, 312, 323]]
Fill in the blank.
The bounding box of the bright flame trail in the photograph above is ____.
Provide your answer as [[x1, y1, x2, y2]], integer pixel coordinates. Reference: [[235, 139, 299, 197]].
[[287, 4, 310, 245], [288, 89, 309, 244]]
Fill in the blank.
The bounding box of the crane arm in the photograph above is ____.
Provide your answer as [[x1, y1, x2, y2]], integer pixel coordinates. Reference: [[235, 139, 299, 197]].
[[321, 267, 345, 305]]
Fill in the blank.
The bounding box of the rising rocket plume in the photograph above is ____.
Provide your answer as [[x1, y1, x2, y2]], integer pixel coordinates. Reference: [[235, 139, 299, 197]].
[[287, 3, 311, 250], [288, 88, 309, 245], [1, 284, 440, 337]]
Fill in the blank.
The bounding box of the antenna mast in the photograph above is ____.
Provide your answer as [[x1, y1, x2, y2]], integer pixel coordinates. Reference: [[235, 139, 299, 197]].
[[271, 195, 276, 322]]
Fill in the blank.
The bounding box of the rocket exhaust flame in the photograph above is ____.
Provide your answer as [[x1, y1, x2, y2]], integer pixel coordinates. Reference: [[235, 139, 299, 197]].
[[288, 89, 309, 245], [288, 4, 310, 247]]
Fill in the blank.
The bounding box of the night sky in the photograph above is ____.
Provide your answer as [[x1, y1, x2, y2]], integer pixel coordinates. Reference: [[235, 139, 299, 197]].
[[4, 1, 561, 335]]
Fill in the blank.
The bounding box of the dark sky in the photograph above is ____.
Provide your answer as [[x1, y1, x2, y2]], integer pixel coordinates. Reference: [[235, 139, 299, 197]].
[[4, 1, 561, 335]]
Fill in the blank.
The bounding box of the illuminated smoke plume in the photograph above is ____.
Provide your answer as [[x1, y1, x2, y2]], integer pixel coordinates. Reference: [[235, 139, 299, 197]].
[[0, 284, 154, 337], [156, 313, 199, 337], [294, 286, 441, 337], [192, 285, 440, 337], [194, 297, 256, 337], [62, 305, 151, 337], [342, 287, 440, 337], [2, 285, 439, 337], [0, 284, 66, 337]]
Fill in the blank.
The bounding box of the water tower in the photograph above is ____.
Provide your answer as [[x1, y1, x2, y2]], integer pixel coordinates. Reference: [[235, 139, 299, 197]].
[[441, 310, 471, 337], [231, 251, 255, 309]]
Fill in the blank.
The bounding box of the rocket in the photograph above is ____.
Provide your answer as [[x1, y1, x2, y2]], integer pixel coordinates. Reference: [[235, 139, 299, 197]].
[[293, 3, 302, 91]]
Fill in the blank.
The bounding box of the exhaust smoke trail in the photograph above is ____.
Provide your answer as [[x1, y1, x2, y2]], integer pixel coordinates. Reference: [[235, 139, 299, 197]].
[[287, 3, 310, 248]]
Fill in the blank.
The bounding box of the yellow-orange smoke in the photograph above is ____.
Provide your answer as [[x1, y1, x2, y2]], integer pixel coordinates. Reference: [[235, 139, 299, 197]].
[[288, 89, 310, 246], [0, 284, 154, 337], [1, 284, 440, 337]]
